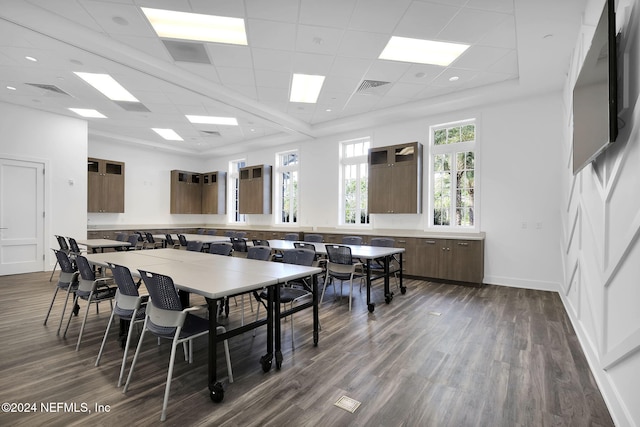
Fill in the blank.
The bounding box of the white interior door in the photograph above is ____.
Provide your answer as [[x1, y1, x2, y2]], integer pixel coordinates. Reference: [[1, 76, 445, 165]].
[[0, 158, 45, 275]]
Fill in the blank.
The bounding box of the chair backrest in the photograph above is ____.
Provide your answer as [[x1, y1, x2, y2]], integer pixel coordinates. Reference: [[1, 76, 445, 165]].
[[341, 236, 363, 245], [53, 249, 76, 274], [138, 270, 184, 337], [247, 245, 272, 261], [186, 240, 203, 252], [224, 230, 236, 237], [68, 237, 82, 254], [235, 231, 247, 238], [325, 244, 354, 265], [196, 228, 206, 235], [205, 229, 217, 235], [136, 232, 145, 242], [107, 263, 139, 297], [284, 233, 299, 241], [230, 237, 247, 252], [115, 232, 128, 242], [145, 232, 156, 243], [293, 241, 315, 251], [127, 234, 139, 247], [209, 242, 233, 256], [303, 233, 323, 243], [55, 235, 69, 251], [165, 234, 176, 245], [252, 239, 270, 247], [282, 248, 315, 266], [370, 237, 395, 247], [74, 255, 99, 295], [178, 234, 188, 246]]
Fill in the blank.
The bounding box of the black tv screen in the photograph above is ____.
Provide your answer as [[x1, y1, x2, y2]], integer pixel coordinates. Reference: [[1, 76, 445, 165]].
[[572, 0, 617, 175]]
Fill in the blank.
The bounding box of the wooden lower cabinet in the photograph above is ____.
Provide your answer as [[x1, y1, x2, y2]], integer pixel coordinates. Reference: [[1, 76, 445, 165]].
[[411, 237, 484, 285]]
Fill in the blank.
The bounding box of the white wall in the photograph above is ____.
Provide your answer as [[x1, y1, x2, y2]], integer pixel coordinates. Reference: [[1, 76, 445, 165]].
[[202, 93, 565, 292], [560, 0, 640, 425], [88, 135, 208, 227], [0, 102, 87, 270]]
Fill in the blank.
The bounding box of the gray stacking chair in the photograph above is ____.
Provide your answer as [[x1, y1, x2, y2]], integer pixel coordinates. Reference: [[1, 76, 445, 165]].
[[50, 235, 70, 281], [323, 244, 364, 311], [177, 234, 188, 248], [144, 232, 163, 249], [284, 232, 299, 241], [95, 263, 147, 387], [186, 240, 204, 252], [126, 234, 143, 250], [230, 237, 248, 257], [165, 234, 180, 249], [205, 229, 217, 235], [114, 232, 129, 251], [209, 242, 233, 256], [44, 249, 79, 333], [341, 235, 363, 245], [124, 270, 233, 422], [253, 248, 316, 348], [63, 255, 117, 350], [303, 233, 323, 243]]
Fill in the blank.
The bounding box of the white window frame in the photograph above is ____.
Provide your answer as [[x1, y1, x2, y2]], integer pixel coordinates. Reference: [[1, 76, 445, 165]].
[[228, 159, 246, 224], [339, 137, 371, 227], [429, 119, 479, 231], [275, 150, 299, 225]]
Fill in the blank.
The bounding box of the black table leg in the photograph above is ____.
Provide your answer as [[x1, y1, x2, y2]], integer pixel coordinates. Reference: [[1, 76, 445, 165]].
[[274, 283, 282, 370], [207, 297, 224, 402], [313, 274, 319, 345], [260, 285, 274, 372], [399, 252, 406, 294], [366, 259, 375, 312], [383, 255, 393, 304]]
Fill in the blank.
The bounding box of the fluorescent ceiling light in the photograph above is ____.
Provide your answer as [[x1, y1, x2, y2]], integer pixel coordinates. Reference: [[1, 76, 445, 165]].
[[379, 36, 469, 66], [186, 115, 238, 126], [152, 128, 183, 141], [290, 73, 325, 103], [74, 72, 139, 102], [141, 7, 247, 45], [68, 108, 106, 118]]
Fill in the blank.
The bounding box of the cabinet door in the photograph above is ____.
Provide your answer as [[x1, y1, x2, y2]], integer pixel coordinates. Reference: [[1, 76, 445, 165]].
[[170, 171, 190, 214], [448, 240, 484, 284], [87, 159, 102, 212], [391, 162, 417, 213], [368, 164, 392, 213], [102, 161, 124, 213], [413, 238, 443, 278]]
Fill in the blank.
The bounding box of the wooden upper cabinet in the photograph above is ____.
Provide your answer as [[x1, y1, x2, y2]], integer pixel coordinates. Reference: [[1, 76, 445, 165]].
[[239, 165, 272, 214], [202, 171, 226, 214], [368, 142, 422, 214], [88, 157, 125, 213], [170, 170, 202, 214]]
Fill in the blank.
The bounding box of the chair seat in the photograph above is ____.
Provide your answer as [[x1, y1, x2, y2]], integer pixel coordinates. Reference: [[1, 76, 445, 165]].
[[77, 286, 117, 300], [114, 304, 146, 320], [148, 312, 209, 340], [279, 287, 310, 303]]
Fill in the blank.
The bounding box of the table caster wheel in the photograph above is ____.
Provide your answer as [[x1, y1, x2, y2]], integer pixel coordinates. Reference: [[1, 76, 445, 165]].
[[400, 286, 407, 295], [368, 303, 375, 313], [260, 354, 272, 372], [209, 382, 224, 402]]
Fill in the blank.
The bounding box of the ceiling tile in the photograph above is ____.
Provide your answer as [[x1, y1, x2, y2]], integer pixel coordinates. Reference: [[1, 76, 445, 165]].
[[291, 52, 334, 75], [247, 19, 296, 51], [79, 1, 153, 37], [251, 48, 294, 73], [295, 25, 345, 55], [299, 0, 358, 28], [338, 30, 389, 59], [245, 0, 299, 23], [348, 0, 412, 33], [394, 1, 461, 40], [207, 44, 253, 68], [452, 45, 513, 71], [437, 8, 510, 44]]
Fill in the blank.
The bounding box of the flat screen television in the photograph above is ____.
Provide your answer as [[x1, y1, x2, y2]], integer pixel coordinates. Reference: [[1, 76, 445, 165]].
[[572, 0, 618, 175]]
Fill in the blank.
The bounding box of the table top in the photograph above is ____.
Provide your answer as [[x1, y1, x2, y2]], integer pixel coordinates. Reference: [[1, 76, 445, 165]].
[[76, 238, 131, 248], [85, 248, 321, 299], [266, 240, 404, 259]]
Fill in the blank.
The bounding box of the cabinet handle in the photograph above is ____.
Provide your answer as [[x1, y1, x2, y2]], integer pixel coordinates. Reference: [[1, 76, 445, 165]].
[[425, 240, 436, 244], [457, 242, 469, 246]]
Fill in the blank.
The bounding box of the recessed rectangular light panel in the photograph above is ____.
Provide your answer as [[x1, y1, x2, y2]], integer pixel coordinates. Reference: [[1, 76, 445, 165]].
[[290, 73, 325, 103], [141, 7, 247, 45], [68, 108, 106, 118], [152, 128, 183, 141], [379, 36, 469, 66], [186, 115, 238, 126], [74, 72, 139, 102]]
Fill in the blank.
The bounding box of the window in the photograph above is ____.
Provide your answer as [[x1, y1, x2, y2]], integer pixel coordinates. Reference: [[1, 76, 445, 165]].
[[276, 150, 298, 224], [340, 138, 370, 225], [431, 120, 476, 228], [228, 159, 246, 223]]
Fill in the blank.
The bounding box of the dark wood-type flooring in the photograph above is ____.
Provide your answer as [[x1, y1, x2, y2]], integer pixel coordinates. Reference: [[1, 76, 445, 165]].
[[0, 270, 614, 426]]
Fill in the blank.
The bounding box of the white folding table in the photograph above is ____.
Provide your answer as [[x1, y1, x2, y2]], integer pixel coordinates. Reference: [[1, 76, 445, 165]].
[[85, 249, 321, 402]]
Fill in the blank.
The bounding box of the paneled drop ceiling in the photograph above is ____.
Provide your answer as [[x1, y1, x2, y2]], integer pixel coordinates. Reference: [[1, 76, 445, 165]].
[[0, 0, 586, 156]]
